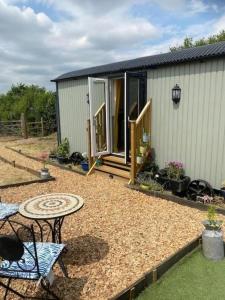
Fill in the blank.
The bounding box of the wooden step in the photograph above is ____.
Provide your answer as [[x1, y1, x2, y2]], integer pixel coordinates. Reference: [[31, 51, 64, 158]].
[[95, 165, 130, 179], [103, 160, 131, 171], [102, 155, 130, 165]]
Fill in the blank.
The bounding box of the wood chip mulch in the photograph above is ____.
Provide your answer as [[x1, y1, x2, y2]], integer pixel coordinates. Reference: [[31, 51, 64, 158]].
[[0, 146, 224, 300]]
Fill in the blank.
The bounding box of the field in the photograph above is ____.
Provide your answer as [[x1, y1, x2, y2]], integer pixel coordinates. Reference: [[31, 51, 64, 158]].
[[0, 160, 38, 186], [1, 133, 57, 157]]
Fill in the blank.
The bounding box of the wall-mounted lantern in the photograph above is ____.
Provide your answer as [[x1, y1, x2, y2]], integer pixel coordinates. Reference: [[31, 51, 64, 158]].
[[172, 84, 181, 104]]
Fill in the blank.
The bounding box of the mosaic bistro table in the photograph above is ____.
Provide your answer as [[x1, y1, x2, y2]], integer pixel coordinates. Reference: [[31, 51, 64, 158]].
[[19, 193, 84, 243]]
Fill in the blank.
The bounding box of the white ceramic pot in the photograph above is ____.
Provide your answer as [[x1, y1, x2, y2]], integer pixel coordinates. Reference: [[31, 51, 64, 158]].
[[143, 133, 149, 143], [136, 156, 143, 164], [40, 168, 50, 179]]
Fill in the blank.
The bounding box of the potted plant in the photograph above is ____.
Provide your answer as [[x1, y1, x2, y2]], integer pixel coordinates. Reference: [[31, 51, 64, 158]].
[[139, 141, 148, 155], [221, 180, 225, 199], [39, 152, 50, 179], [140, 180, 164, 192], [80, 157, 89, 171], [57, 138, 70, 164], [49, 148, 57, 160], [157, 161, 190, 194], [202, 205, 224, 260], [136, 150, 143, 164], [80, 153, 89, 171], [143, 161, 159, 179], [96, 157, 103, 167]]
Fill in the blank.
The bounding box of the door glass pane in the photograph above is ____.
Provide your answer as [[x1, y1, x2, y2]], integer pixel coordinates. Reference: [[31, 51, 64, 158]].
[[128, 76, 146, 120], [111, 79, 125, 153], [128, 77, 139, 120], [125, 72, 147, 162], [92, 81, 107, 153]]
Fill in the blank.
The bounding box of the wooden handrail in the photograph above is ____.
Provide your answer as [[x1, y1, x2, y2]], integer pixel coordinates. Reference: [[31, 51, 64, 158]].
[[130, 98, 152, 184], [94, 102, 105, 117], [136, 100, 151, 125]]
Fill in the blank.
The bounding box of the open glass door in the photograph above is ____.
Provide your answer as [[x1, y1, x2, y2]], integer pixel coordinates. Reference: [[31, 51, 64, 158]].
[[89, 77, 110, 157], [124, 71, 147, 163]]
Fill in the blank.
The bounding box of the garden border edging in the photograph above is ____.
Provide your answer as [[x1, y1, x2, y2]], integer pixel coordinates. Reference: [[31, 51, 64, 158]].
[[127, 184, 225, 217], [6, 146, 86, 176], [0, 154, 55, 189], [110, 236, 201, 300]]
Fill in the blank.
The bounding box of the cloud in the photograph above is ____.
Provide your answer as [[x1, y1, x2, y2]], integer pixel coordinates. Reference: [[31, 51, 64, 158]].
[[0, 0, 223, 92], [213, 14, 225, 33], [0, 0, 161, 92]]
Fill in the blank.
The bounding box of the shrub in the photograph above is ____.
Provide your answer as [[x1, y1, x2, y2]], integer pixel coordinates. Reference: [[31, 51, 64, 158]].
[[57, 138, 70, 158], [140, 179, 164, 192]]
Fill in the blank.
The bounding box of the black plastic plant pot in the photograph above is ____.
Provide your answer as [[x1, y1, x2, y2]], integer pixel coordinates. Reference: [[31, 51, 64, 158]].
[[221, 188, 225, 199], [169, 176, 191, 194], [49, 154, 57, 160], [156, 169, 190, 194], [57, 156, 69, 164]]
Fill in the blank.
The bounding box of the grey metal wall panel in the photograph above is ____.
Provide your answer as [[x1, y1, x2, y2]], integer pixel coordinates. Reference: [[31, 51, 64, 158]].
[[58, 78, 89, 154], [147, 57, 225, 188]]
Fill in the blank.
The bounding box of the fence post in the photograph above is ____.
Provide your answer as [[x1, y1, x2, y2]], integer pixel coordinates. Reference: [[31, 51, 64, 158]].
[[21, 113, 28, 139], [130, 120, 137, 185], [41, 117, 44, 137]]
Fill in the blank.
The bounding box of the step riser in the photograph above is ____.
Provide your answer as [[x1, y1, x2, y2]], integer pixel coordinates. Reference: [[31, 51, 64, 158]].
[[95, 169, 130, 179], [103, 161, 130, 171], [102, 155, 130, 165], [95, 165, 130, 179]]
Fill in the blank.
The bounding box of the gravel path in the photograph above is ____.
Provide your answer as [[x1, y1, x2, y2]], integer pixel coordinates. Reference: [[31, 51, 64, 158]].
[[0, 146, 221, 299]]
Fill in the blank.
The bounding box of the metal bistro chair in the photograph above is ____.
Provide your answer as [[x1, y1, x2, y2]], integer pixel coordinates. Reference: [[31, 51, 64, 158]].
[[0, 220, 67, 299], [0, 201, 19, 230]]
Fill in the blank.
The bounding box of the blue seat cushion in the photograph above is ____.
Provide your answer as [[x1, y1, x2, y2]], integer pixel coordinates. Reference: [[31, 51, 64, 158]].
[[0, 242, 65, 280], [0, 203, 19, 220]]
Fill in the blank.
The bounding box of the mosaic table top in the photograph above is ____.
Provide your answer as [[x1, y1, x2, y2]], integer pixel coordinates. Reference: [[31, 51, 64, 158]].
[[19, 193, 84, 220]]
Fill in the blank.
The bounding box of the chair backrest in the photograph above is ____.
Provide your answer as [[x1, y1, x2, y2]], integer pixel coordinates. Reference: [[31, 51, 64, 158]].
[[0, 220, 41, 277], [0, 235, 24, 261]]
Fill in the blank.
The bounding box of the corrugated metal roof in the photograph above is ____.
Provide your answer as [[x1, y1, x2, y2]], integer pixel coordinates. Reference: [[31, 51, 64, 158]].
[[52, 41, 225, 82]]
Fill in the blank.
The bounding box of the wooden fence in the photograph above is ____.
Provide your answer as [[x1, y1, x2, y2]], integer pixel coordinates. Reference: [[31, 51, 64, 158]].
[[0, 113, 56, 138]]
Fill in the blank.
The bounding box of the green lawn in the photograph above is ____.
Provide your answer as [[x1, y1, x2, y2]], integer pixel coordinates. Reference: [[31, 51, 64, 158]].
[[137, 249, 225, 300]]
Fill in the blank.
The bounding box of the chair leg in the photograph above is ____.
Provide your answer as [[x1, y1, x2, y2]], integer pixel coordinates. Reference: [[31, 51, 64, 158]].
[[58, 257, 68, 278], [4, 278, 11, 300], [41, 279, 60, 300], [0, 279, 25, 299]]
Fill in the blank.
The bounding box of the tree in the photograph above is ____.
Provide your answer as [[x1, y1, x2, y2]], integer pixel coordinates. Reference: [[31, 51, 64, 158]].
[[0, 83, 56, 133], [170, 30, 225, 52]]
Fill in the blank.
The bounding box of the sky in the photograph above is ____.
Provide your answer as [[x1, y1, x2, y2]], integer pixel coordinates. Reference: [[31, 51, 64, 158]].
[[0, 0, 225, 92]]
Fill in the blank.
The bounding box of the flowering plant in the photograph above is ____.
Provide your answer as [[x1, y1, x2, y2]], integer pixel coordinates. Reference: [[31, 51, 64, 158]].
[[39, 152, 49, 169], [166, 161, 184, 180]]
